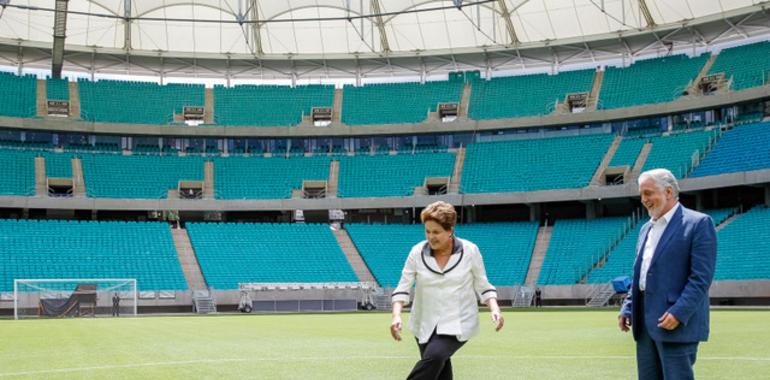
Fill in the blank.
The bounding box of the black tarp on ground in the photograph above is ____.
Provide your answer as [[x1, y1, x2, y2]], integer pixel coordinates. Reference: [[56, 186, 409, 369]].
[[38, 284, 97, 317], [39, 297, 80, 317]]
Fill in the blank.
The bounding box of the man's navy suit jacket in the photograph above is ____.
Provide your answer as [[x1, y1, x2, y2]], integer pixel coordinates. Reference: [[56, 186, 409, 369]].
[[620, 205, 717, 343]]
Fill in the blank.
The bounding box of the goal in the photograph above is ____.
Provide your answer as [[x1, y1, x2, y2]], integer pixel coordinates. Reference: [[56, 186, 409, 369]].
[[13, 278, 137, 320]]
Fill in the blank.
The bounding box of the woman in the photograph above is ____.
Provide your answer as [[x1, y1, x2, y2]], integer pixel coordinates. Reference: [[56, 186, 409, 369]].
[[390, 201, 504, 380]]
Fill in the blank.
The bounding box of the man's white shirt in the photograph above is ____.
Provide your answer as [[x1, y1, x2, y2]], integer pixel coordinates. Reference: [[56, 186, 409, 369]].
[[639, 203, 680, 291], [392, 237, 497, 344]]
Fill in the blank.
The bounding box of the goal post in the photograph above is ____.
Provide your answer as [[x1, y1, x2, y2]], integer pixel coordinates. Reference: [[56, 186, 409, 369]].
[[13, 278, 138, 320]]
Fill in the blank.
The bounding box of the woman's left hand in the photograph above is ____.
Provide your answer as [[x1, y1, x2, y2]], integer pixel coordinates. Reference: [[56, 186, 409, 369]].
[[491, 310, 504, 332], [486, 298, 504, 332]]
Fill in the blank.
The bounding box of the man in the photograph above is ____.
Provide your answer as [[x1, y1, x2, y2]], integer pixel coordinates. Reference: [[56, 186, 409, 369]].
[[112, 293, 120, 317], [534, 288, 542, 308], [619, 168, 717, 380]]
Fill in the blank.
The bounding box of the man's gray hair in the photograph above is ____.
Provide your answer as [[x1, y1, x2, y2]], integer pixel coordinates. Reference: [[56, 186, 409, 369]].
[[638, 168, 680, 198]]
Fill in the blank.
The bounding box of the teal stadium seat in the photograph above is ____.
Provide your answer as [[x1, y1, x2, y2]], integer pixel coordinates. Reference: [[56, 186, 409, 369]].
[[38, 152, 74, 178], [709, 41, 770, 91], [692, 122, 770, 177], [461, 134, 613, 193], [702, 208, 735, 226], [0, 219, 187, 291], [456, 223, 539, 286], [538, 217, 630, 285], [337, 153, 455, 198], [46, 77, 70, 101], [587, 222, 644, 284], [715, 206, 770, 280], [346, 222, 538, 288], [341, 80, 463, 125], [78, 79, 204, 124], [469, 69, 595, 120], [0, 72, 37, 118], [588, 208, 734, 283], [80, 153, 204, 198], [643, 129, 718, 178], [0, 149, 36, 195], [213, 156, 330, 199], [609, 137, 646, 167], [186, 222, 358, 289], [599, 54, 709, 110], [214, 84, 333, 126]]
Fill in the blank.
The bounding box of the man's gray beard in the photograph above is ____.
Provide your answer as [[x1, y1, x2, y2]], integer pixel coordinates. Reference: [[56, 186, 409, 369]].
[[645, 206, 661, 219]]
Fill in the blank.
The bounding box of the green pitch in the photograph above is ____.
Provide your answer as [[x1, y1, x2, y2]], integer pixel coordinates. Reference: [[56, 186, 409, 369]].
[[0, 309, 767, 379]]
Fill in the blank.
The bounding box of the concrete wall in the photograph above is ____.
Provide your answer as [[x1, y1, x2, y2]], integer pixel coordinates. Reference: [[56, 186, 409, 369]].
[[1, 169, 767, 211], [2, 280, 767, 314], [542, 280, 770, 301]]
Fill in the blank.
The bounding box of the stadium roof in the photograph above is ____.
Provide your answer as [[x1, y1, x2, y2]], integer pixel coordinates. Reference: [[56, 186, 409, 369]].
[[0, 0, 769, 80]]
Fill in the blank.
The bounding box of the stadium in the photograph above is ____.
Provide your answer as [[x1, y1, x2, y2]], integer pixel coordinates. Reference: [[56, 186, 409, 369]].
[[0, 0, 769, 378]]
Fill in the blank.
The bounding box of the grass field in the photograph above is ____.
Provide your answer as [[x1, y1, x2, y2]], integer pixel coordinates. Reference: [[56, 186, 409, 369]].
[[0, 309, 768, 379]]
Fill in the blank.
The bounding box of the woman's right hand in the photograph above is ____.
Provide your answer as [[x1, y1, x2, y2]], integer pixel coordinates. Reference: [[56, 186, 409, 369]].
[[390, 315, 402, 341]]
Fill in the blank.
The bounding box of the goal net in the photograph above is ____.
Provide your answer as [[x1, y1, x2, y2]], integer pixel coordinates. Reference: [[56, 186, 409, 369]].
[[13, 279, 137, 320]]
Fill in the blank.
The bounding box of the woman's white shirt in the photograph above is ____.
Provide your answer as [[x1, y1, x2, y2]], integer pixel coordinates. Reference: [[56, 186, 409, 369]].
[[391, 237, 497, 344]]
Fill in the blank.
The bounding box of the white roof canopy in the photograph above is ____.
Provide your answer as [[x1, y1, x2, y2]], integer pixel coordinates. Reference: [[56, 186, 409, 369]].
[[0, 0, 763, 56]]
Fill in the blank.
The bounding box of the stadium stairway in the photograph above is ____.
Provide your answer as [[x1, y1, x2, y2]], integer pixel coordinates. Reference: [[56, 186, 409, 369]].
[[68, 81, 81, 119], [203, 161, 214, 198], [586, 284, 616, 307], [448, 147, 466, 193], [332, 88, 343, 123], [333, 227, 378, 285], [590, 135, 623, 185], [71, 157, 86, 197], [687, 54, 719, 95], [204, 88, 214, 124], [459, 82, 472, 118], [587, 70, 604, 111], [524, 224, 553, 286], [34, 156, 46, 196], [36, 79, 47, 117], [327, 160, 340, 197], [629, 142, 653, 181], [171, 227, 208, 291]]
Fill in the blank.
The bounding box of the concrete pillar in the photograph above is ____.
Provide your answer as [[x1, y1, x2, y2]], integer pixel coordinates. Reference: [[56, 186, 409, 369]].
[[695, 191, 704, 211], [463, 206, 476, 224], [528, 204, 540, 223], [765, 185, 770, 207], [585, 200, 597, 220]]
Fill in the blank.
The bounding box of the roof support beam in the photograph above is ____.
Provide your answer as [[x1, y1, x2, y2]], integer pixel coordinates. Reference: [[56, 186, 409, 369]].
[[17, 45, 23, 75], [123, 0, 131, 51], [496, 0, 520, 45], [638, 0, 656, 28], [370, 0, 391, 53], [250, 0, 264, 55], [51, 0, 69, 78]]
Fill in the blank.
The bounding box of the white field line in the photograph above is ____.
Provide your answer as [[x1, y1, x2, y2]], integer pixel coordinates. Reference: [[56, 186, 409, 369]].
[[1, 354, 768, 377]]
